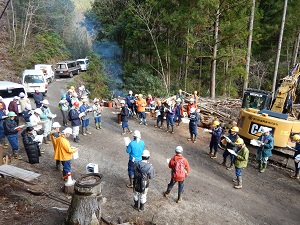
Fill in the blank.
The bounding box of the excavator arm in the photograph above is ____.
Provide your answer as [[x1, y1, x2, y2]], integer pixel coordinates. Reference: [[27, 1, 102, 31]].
[[271, 63, 300, 113]]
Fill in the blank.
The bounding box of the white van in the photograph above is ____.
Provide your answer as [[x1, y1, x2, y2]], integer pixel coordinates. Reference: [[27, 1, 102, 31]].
[[0, 81, 27, 113], [22, 69, 48, 96], [76, 58, 89, 71], [34, 64, 55, 83]]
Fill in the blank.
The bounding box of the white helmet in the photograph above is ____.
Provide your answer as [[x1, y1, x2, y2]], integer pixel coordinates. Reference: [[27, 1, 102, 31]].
[[261, 127, 271, 133], [190, 107, 196, 113], [25, 104, 32, 110], [62, 127, 72, 134], [175, 146, 183, 153], [176, 98, 181, 102], [189, 98, 194, 102], [34, 108, 42, 115], [120, 100, 125, 104], [13, 96, 20, 100], [19, 92, 25, 98], [42, 99, 49, 105], [133, 130, 141, 139], [52, 122, 61, 128], [129, 90, 133, 95], [142, 150, 150, 158]]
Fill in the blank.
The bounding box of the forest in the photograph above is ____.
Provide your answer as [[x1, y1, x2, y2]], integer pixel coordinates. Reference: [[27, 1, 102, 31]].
[[1, 0, 300, 99]]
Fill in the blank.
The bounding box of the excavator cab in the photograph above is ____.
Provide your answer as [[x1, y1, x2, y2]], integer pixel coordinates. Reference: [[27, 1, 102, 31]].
[[242, 88, 273, 110]]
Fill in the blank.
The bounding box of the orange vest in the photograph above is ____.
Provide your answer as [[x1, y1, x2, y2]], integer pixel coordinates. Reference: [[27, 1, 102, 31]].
[[136, 98, 146, 112]]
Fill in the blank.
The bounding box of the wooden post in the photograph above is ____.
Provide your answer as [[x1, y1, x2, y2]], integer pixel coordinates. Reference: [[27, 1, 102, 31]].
[[65, 173, 103, 225]]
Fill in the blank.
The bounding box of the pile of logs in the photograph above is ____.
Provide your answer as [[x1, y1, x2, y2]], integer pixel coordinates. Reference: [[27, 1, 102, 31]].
[[109, 95, 242, 128]]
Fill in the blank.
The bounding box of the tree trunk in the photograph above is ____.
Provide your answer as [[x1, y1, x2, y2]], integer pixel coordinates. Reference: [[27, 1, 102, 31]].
[[65, 173, 103, 225], [272, 0, 288, 95], [292, 31, 300, 66], [10, 0, 16, 48], [184, 25, 190, 92], [211, 7, 220, 99], [244, 0, 256, 93]]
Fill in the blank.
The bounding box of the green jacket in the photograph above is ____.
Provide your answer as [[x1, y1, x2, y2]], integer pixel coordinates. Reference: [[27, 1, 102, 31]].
[[235, 144, 249, 168]]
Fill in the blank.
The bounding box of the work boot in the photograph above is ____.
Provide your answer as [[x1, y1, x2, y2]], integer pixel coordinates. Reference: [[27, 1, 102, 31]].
[[155, 122, 159, 128], [74, 137, 79, 143], [121, 129, 126, 135], [171, 126, 174, 134], [127, 129, 132, 134], [85, 128, 91, 135], [163, 190, 170, 197], [255, 160, 261, 169], [139, 119, 143, 125], [211, 153, 217, 159], [99, 122, 102, 129], [43, 137, 50, 144], [160, 122, 163, 128], [144, 119, 147, 126], [126, 177, 133, 188], [232, 177, 238, 183], [166, 125, 169, 133], [207, 151, 214, 156], [226, 163, 234, 170], [193, 136, 197, 143], [139, 203, 145, 212], [95, 123, 99, 130], [132, 200, 139, 211], [176, 193, 182, 203], [220, 159, 226, 166], [81, 127, 87, 135], [187, 135, 193, 141], [290, 170, 299, 179], [260, 163, 267, 173], [234, 176, 243, 189]]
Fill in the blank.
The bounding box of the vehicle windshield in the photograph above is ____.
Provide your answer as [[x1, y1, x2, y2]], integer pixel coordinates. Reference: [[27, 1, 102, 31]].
[[56, 64, 67, 69], [77, 61, 85, 65], [24, 75, 44, 83], [242, 92, 267, 110], [0, 88, 25, 98]]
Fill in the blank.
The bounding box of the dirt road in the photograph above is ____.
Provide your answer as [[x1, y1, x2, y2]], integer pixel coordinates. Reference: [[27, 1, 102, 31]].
[[1, 77, 300, 225]]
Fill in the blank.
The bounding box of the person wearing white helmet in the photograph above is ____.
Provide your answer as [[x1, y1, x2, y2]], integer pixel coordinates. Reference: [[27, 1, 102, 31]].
[[19, 92, 31, 112], [30, 108, 44, 135], [187, 107, 199, 143], [165, 100, 175, 133], [54, 127, 77, 180], [256, 127, 274, 173], [21, 103, 33, 125], [132, 149, 155, 212], [32, 88, 44, 108], [164, 146, 190, 203], [126, 90, 135, 117], [40, 99, 56, 144], [126, 130, 145, 188], [174, 98, 184, 126], [186, 98, 198, 117], [92, 98, 103, 130], [8, 96, 20, 125], [120, 99, 132, 135]]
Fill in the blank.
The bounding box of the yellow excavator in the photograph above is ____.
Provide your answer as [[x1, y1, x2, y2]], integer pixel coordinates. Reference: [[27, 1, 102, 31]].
[[238, 63, 300, 156]]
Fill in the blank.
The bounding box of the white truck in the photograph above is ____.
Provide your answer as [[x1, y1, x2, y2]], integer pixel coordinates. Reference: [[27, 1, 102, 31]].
[[34, 64, 55, 83], [22, 69, 48, 96], [76, 58, 89, 72]]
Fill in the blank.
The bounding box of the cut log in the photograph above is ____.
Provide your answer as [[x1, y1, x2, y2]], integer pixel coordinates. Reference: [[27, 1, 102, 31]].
[[65, 173, 103, 225]]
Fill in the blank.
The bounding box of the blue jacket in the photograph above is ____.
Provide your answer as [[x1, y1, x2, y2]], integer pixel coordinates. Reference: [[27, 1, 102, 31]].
[[166, 106, 175, 118], [126, 95, 135, 107], [189, 112, 199, 126], [258, 134, 274, 157], [211, 127, 222, 143], [69, 108, 81, 126], [294, 142, 300, 157], [21, 110, 32, 122], [126, 139, 145, 162]]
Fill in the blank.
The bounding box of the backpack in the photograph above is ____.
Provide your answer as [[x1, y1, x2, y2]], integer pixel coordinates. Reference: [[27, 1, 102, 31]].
[[173, 159, 186, 180], [134, 165, 151, 193]]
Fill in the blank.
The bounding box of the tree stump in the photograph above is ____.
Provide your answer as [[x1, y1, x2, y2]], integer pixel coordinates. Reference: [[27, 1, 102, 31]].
[[65, 173, 103, 225]]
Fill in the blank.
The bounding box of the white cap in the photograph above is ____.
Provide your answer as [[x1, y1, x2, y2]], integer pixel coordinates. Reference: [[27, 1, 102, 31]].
[[34, 108, 42, 115], [176, 98, 181, 102], [120, 100, 125, 104], [129, 90, 133, 95], [62, 127, 72, 134], [175, 146, 183, 153], [19, 92, 25, 97], [133, 130, 141, 139], [190, 107, 196, 113], [142, 150, 150, 157], [25, 104, 32, 110], [42, 99, 49, 105], [68, 89, 73, 93], [52, 122, 61, 128], [14, 96, 20, 100]]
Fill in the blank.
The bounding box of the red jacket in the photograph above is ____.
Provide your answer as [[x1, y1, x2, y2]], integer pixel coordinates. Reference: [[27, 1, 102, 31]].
[[169, 154, 190, 182], [8, 101, 18, 113]]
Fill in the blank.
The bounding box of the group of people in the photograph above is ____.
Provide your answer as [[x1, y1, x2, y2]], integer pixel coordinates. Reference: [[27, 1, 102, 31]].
[[125, 130, 190, 211]]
